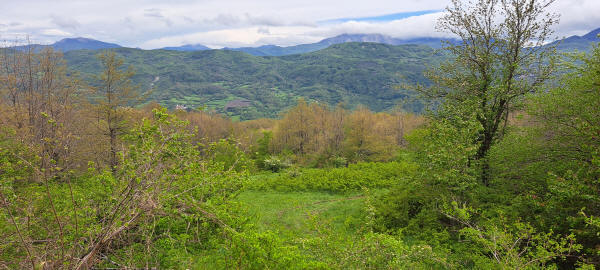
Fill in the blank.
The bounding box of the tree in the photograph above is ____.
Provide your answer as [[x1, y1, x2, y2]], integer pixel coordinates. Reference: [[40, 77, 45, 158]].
[[0, 45, 81, 181], [421, 0, 559, 184], [527, 43, 600, 263], [92, 51, 142, 175], [343, 107, 393, 162]]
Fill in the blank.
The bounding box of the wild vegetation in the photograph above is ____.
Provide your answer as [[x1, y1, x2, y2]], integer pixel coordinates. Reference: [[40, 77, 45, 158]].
[[1, 0, 599, 269]]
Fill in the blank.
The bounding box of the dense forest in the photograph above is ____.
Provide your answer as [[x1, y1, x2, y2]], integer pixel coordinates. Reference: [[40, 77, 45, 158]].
[[1, 0, 600, 269]]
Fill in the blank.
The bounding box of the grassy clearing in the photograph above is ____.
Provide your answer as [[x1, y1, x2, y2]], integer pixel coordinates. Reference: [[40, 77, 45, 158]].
[[236, 190, 367, 238]]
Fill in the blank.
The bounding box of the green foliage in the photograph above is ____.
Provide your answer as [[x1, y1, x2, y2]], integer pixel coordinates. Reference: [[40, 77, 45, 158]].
[[330, 155, 348, 168], [0, 128, 32, 183], [0, 108, 252, 269], [252, 131, 272, 169], [262, 156, 291, 172], [3, 11, 600, 269], [297, 222, 451, 269], [372, 179, 439, 233], [443, 202, 582, 269], [250, 161, 417, 193], [230, 190, 451, 269], [205, 138, 251, 172], [405, 112, 481, 198], [482, 43, 600, 263], [206, 230, 324, 269]]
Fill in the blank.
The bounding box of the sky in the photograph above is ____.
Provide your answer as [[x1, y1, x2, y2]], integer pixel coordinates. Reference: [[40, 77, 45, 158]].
[[0, 0, 599, 49]]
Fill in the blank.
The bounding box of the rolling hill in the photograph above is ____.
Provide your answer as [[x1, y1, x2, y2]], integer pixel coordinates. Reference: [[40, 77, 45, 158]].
[[54, 27, 599, 120], [64, 42, 445, 119]]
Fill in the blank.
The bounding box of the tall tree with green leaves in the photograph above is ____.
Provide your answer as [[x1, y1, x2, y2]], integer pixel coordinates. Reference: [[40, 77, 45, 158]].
[[93, 51, 142, 175], [420, 0, 559, 184]]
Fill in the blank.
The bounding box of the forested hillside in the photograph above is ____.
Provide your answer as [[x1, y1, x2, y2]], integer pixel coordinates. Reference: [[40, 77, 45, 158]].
[[64, 43, 443, 119], [62, 27, 600, 121]]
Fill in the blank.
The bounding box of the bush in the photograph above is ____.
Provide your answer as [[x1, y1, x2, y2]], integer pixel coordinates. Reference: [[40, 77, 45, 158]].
[[206, 138, 251, 172], [330, 156, 348, 168], [263, 156, 291, 172]]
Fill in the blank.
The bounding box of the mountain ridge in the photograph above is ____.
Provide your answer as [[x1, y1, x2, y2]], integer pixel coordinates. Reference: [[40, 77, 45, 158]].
[[11, 37, 121, 52], [223, 34, 458, 56], [551, 27, 600, 51], [8, 27, 599, 55], [160, 44, 211, 51]]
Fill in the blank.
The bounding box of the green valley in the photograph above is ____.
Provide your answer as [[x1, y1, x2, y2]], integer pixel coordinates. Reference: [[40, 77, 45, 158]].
[[64, 43, 443, 119]]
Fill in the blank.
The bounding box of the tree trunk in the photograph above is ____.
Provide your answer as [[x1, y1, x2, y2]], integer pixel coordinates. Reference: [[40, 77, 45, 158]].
[[109, 126, 117, 176]]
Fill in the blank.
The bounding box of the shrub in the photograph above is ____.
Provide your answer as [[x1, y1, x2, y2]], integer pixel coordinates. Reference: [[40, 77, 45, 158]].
[[263, 156, 291, 172]]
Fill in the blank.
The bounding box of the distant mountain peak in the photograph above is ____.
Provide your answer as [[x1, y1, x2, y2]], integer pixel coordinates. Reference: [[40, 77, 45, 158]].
[[582, 27, 600, 40], [57, 37, 93, 42], [9, 37, 122, 52], [224, 33, 457, 56], [320, 33, 398, 45], [50, 38, 121, 51], [161, 44, 211, 51], [552, 27, 600, 51]]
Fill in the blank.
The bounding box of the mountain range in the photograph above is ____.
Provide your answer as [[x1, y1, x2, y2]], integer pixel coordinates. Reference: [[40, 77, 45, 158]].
[[6, 28, 599, 120], [9, 28, 599, 55], [222, 34, 459, 56]]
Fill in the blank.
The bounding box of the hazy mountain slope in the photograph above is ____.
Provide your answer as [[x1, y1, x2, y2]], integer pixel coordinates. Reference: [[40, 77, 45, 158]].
[[226, 34, 456, 56], [51, 38, 122, 51], [12, 37, 122, 52], [160, 44, 211, 51], [552, 27, 600, 51]]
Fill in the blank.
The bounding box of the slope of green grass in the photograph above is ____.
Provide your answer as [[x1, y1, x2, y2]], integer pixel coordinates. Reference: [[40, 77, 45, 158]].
[[235, 161, 416, 242], [236, 191, 367, 237]]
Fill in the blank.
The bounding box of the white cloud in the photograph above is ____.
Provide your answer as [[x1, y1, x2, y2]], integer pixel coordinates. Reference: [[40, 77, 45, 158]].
[[550, 0, 600, 37], [0, 0, 598, 49], [41, 28, 72, 37], [306, 13, 449, 39], [51, 15, 80, 30]]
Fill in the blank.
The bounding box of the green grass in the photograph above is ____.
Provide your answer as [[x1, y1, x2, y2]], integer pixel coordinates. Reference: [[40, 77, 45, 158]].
[[191, 162, 419, 268], [236, 162, 416, 238], [236, 190, 367, 238]]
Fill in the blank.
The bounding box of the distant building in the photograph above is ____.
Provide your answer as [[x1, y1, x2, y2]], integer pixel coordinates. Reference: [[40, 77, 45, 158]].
[[224, 100, 252, 111], [175, 104, 188, 110]]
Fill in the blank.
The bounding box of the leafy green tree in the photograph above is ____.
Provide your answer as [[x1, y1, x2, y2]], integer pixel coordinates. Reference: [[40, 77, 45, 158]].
[[343, 107, 394, 162], [252, 131, 272, 169], [529, 45, 600, 174], [421, 0, 559, 184], [92, 51, 143, 175], [526, 42, 600, 263]]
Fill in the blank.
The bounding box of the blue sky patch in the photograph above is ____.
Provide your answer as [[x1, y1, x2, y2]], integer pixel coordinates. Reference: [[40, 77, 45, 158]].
[[321, 10, 442, 24]]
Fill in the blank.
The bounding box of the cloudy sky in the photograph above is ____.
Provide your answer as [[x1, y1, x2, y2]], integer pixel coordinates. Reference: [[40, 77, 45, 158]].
[[1, 0, 599, 49]]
